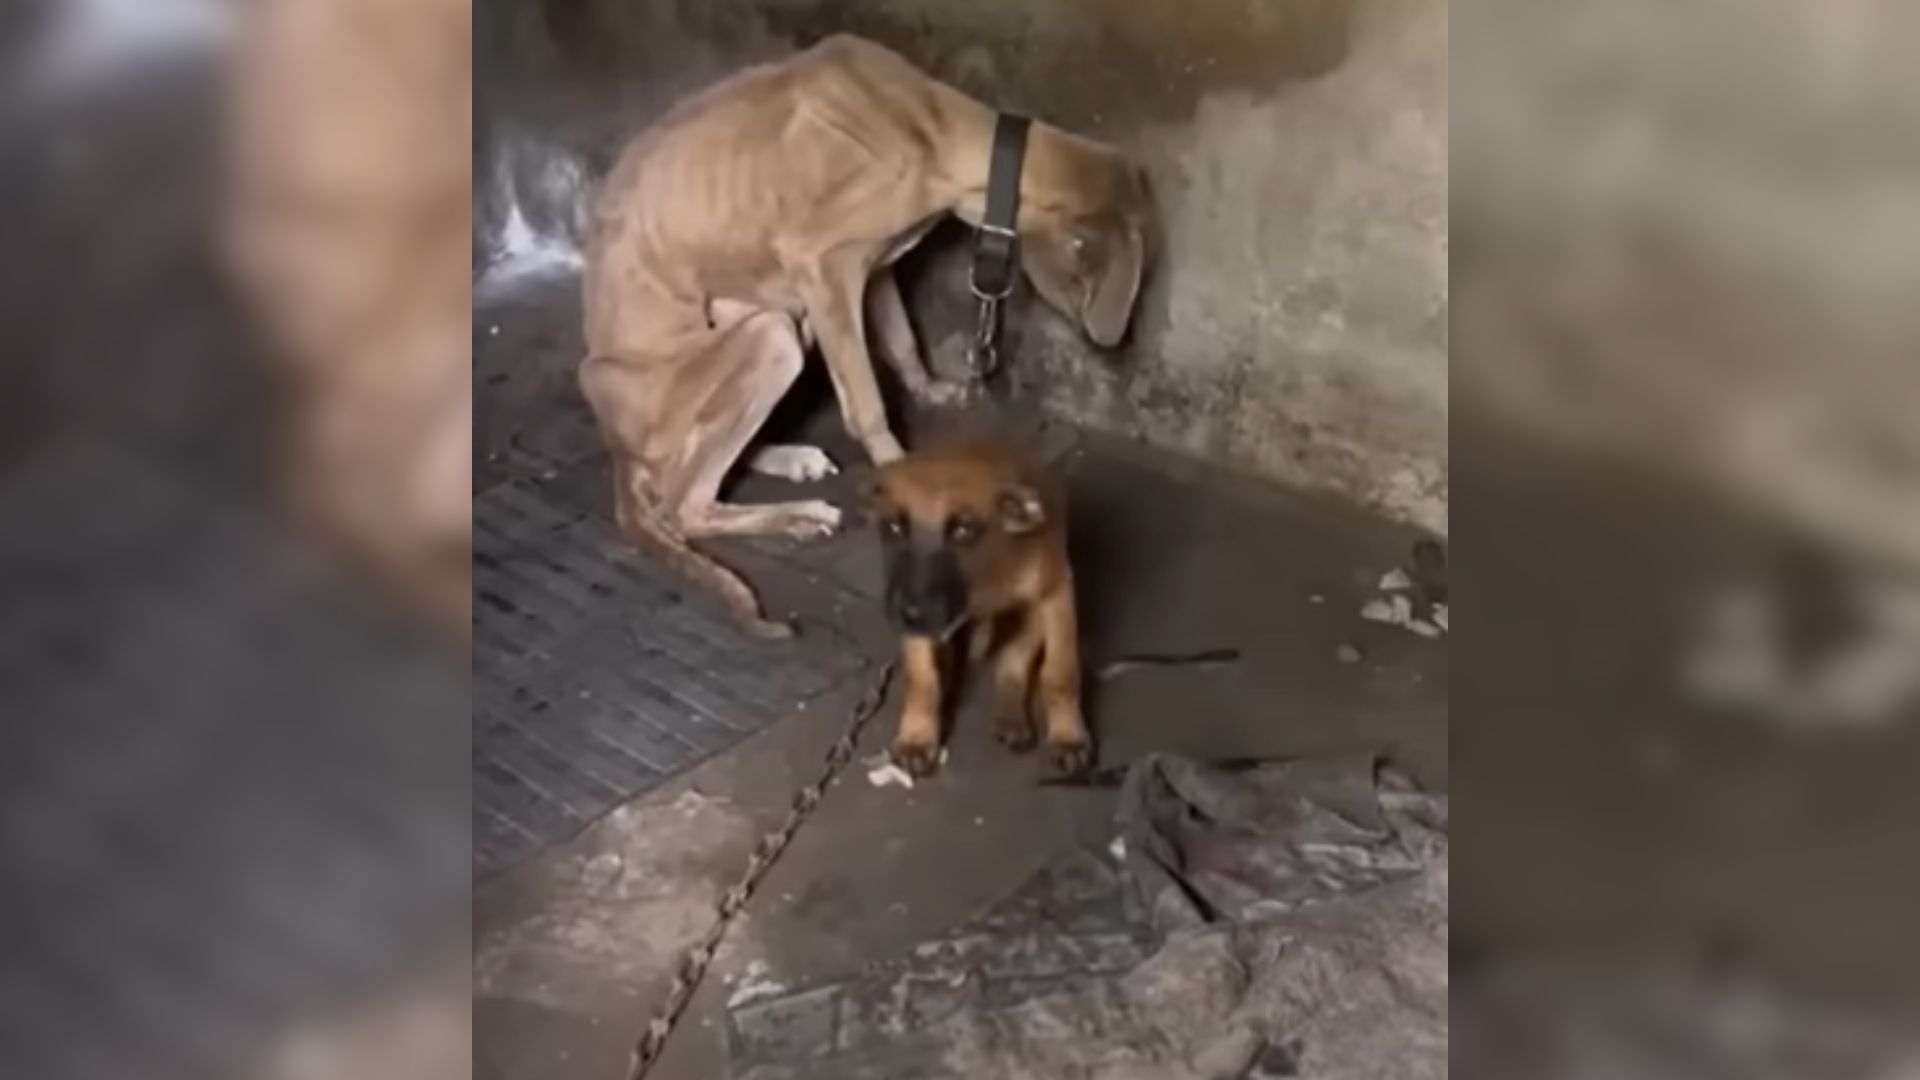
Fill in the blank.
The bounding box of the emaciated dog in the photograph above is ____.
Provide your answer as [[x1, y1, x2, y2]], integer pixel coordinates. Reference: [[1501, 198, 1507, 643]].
[[581, 34, 1151, 638], [227, 0, 473, 633], [871, 438, 1089, 777]]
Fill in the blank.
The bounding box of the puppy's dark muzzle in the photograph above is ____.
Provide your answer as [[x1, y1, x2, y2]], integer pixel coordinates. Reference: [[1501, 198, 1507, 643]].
[[884, 550, 967, 637]]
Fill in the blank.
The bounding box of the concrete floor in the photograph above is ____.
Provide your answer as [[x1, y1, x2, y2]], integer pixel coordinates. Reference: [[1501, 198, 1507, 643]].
[[471, 343, 1448, 1078]]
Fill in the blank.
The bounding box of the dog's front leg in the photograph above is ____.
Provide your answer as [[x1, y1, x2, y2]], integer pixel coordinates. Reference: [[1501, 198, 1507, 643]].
[[892, 635, 944, 776], [867, 269, 969, 408], [1036, 583, 1092, 775], [798, 255, 904, 464]]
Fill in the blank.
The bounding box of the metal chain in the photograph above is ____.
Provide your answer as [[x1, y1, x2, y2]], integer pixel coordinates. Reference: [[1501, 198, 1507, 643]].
[[967, 292, 1004, 380], [624, 661, 896, 1080]]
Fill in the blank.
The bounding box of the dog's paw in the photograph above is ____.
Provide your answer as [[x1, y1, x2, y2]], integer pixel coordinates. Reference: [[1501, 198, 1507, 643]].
[[890, 737, 943, 778], [913, 378, 976, 409], [748, 444, 838, 483], [994, 714, 1037, 753], [1045, 732, 1093, 776], [776, 500, 842, 539], [745, 616, 796, 640]]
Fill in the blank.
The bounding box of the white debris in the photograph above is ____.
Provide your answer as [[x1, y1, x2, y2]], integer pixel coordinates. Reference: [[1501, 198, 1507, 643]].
[[1683, 574, 1920, 732], [1360, 576, 1447, 639], [1336, 643, 1363, 664], [725, 960, 787, 1010], [1108, 836, 1128, 862], [867, 762, 915, 790], [1309, 594, 1326, 605]]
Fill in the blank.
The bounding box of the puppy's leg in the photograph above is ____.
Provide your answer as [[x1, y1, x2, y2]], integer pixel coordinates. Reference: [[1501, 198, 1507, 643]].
[[991, 609, 1043, 753], [798, 258, 904, 464], [867, 268, 968, 408], [1035, 584, 1092, 774], [891, 635, 944, 776]]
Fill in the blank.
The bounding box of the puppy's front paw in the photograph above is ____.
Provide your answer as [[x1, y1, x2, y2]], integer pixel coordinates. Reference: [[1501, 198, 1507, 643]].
[[890, 735, 942, 778], [1044, 731, 1093, 776]]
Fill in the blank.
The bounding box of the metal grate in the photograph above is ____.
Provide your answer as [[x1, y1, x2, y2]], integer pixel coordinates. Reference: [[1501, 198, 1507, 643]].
[[471, 475, 871, 877]]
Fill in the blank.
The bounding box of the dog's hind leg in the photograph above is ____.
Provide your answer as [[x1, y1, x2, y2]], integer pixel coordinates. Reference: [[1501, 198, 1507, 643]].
[[580, 310, 836, 636], [584, 313, 839, 542], [658, 311, 843, 539], [990, 608, 1044, 753]]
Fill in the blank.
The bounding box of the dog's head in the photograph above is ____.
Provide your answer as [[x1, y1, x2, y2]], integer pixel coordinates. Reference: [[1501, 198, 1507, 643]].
[[1019, 147, 1152, 348], [871, 441, 1053, 637]]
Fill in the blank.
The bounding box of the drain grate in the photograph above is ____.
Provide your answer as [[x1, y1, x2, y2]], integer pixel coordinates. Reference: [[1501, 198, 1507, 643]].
[[472, 476, 870, 878]]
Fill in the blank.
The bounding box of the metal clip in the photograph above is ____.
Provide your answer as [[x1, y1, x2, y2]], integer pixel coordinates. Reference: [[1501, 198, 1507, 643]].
[[967, 293, 1002, 379]]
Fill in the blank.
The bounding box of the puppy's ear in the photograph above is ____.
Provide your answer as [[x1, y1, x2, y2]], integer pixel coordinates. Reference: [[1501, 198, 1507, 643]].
[[997, 486, 1045, 535]]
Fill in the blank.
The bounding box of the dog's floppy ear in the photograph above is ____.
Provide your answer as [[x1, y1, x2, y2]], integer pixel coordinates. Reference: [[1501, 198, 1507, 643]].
[[997, 486, 1045, 535]]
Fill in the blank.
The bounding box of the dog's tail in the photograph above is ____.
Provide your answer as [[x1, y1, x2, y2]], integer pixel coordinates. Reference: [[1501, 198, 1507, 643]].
[[625, 507, 795, 640]]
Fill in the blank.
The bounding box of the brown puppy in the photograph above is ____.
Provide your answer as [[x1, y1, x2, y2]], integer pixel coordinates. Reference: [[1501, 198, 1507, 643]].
[[871, 439, 1090, 777]]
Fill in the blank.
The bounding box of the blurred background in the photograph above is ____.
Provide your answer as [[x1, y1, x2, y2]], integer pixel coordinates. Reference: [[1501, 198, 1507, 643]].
[[1453, 0, 1920, 1073], [0, 2, 468, 1079]]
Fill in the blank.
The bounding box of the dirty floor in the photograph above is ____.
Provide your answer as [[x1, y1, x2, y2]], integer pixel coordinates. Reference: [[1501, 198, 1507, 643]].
[[471, 276, 1447, 1079]]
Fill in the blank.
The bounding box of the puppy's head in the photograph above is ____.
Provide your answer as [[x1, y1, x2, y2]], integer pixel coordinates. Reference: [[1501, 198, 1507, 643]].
[[871, 442, 1051, 638]]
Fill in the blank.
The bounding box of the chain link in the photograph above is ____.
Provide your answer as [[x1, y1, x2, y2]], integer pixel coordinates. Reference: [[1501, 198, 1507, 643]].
[[625, 661, 896, 1080], [967, 293, 1003, 380]]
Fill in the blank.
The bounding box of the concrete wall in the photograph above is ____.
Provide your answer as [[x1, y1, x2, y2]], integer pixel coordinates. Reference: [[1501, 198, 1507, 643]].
[[476, 0, 1448, 533]]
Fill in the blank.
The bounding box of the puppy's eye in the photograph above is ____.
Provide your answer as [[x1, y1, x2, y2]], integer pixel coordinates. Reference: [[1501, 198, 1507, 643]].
[[948, 517, 981, 545]]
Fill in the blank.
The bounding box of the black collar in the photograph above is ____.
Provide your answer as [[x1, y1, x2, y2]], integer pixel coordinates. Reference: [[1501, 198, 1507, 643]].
[[969, 113, 1031, 302]]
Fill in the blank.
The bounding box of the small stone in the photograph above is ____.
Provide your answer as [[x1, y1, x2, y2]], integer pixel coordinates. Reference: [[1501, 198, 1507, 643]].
[[1360, 598, 1397, 624], [1309, 594, 1326, 605], [1337, 643, 1363, 664], [1379, 567, 1413, 591], [1406, 619, 1441, 638]]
